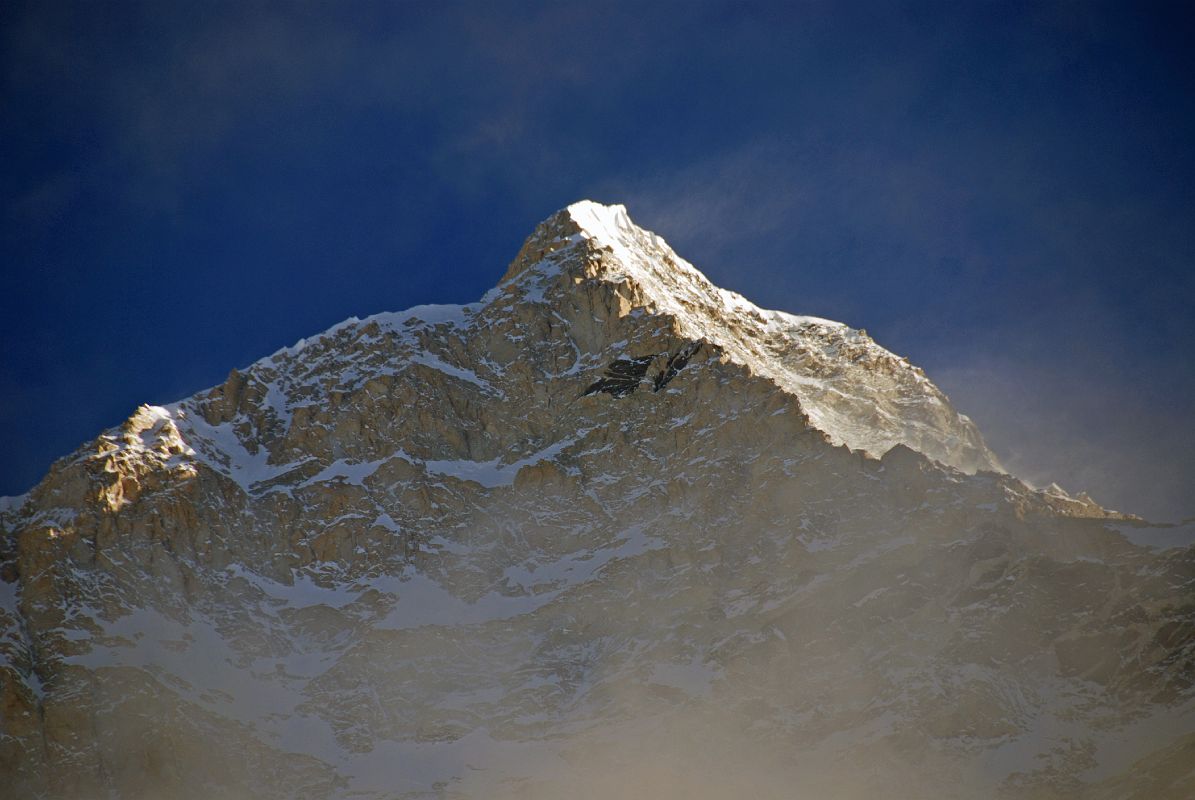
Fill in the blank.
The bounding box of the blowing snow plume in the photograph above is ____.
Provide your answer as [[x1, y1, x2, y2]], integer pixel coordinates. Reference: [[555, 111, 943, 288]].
[[2, 202, 1193, 798]]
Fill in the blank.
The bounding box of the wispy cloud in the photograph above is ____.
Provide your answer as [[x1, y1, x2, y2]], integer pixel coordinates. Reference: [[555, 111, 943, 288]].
[[933, 355, 1194, 522], [614, 140, 808, 253]]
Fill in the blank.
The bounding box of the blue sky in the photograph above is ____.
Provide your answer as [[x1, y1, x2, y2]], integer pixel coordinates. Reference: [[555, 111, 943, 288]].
[[3, 0, 1193, 520]]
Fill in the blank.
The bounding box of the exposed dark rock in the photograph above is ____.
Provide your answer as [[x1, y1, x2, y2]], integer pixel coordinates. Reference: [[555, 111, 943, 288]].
[[653, 340, 704, 392], [582, 356, 655, 398]]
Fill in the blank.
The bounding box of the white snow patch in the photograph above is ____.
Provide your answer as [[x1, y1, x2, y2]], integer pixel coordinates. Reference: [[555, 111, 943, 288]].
[[300, 457, 389, 488], [501, 525, 660, 592], [225, 564, 361, 609], [177, 408, 308, 491], [408, 352, 500, 395], [424, 437, 575, 489], [373, 512, 402, 532]]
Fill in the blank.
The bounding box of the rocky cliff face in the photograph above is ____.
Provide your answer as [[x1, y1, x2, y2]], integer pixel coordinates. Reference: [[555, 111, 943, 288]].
[[1, 202, 1192, 799]]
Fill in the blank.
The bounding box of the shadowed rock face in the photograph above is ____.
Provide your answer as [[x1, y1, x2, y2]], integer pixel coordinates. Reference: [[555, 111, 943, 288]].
[[581, 341, 706, 399], [0, 201, 1192, 799], [653, 340, 704, 392], [582, 356, 655, 398]]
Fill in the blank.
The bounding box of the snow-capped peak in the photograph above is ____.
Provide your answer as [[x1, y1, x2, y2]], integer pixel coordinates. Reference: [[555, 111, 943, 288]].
[[505, 201, 1002, 474], [564, 200, 636, 242]]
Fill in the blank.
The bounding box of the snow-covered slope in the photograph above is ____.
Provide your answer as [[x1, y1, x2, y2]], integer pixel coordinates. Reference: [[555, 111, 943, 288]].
[[1, 202, 1191, 800]]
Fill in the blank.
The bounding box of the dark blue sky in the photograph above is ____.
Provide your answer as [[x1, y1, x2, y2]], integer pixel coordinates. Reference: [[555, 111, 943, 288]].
[[3, 1, 1193, 520]]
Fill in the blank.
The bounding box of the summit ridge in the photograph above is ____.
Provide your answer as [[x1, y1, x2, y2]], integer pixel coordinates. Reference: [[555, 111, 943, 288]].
[[505, 201, 1001, 472]]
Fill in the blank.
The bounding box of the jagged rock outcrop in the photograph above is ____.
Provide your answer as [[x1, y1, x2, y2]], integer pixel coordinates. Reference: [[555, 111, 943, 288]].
[[1, 201, 1192, 799]]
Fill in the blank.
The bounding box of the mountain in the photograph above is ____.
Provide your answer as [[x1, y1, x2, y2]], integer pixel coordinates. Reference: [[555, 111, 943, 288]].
[[1, 201, 1192, 799]]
